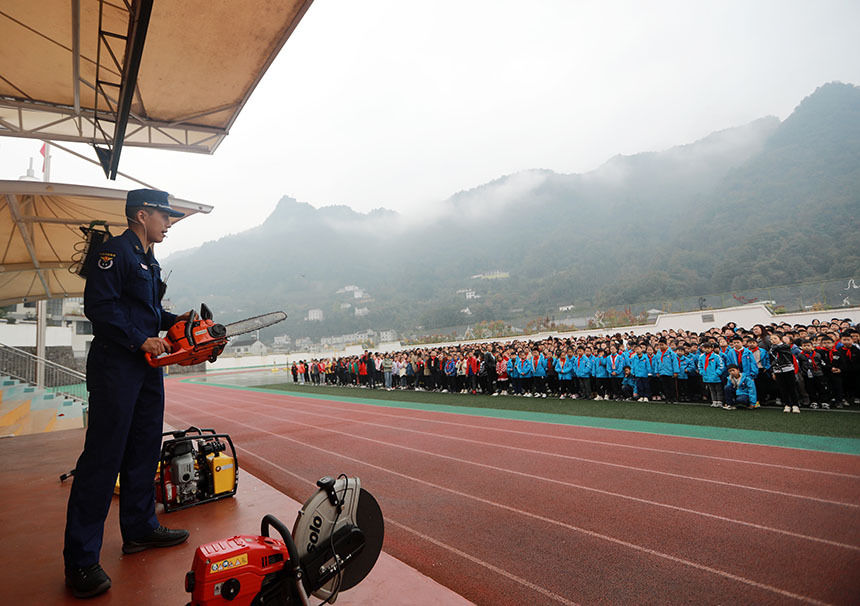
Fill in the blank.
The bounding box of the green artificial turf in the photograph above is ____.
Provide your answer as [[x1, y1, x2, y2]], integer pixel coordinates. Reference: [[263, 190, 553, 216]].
[[253, 382, 860, 440]]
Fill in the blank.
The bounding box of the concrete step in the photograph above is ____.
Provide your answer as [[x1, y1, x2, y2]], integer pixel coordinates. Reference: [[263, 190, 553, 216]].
[[9, 408, 57, 436], [0, 400, 30, 429]]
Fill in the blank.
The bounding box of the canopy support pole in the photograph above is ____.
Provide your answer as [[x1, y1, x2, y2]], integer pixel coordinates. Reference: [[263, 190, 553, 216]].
[[94, 0, 154, 179], [36, 300, 47, 389], [5, 194, 52, 298]]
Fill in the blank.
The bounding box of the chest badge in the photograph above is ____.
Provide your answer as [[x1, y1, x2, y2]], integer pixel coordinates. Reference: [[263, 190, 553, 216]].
[[98, 253, 115, 270], [140, 263, 149, 270]]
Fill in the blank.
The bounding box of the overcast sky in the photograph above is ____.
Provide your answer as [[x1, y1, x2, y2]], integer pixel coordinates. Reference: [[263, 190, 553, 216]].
[[2, 0, 859, 256]]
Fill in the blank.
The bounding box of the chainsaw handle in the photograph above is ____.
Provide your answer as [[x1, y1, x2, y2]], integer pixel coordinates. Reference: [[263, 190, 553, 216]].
[[146, 349, 190, 367], [185, 309, 198, 348], [144, 309, 197, 368]]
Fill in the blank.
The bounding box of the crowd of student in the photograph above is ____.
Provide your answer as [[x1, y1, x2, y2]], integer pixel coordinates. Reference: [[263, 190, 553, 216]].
[[288, 317, 860, 414]]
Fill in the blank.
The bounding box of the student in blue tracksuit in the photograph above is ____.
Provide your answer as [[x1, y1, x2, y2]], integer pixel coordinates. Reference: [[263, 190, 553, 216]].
[[717, 337, 732, 383], [745, 335, 772, 404], [686, 342, 703, 401], [517, 351, 534, 397], [629, 343, 652, 401], [675, 344, 691, 401], [64, 190, 191, 599], [531, 349, 548, 397], [507, 353, 521, 395], [654, 338, 681, 402], [605, 345, 625, 400], [555, 350, 573, 399], [724, 363, 758, 409], [593, 350, 609, 399], [573, 346, 593, 399], [726, 335, 758, 380], [621, 366, 636, 399], [698, 341, 726, 407]]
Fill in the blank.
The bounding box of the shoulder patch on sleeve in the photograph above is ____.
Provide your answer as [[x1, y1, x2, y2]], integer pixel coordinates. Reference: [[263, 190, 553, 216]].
[[97, 252, 116, 270]]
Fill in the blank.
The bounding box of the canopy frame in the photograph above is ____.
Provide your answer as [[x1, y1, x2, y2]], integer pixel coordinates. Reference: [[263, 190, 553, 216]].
[[0, 0, 315, 177]]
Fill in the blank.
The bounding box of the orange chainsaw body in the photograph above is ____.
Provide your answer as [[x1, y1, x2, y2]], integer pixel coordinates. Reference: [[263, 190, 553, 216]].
[[146, 306, 228, 367]]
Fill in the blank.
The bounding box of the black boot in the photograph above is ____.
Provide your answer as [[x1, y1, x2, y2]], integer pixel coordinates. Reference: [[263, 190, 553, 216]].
[[122, 525, 189, 554], [65, 563, 111, 598]]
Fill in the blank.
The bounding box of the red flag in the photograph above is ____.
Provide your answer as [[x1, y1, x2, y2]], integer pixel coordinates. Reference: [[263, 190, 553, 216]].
[[39, 143, 46, 172]]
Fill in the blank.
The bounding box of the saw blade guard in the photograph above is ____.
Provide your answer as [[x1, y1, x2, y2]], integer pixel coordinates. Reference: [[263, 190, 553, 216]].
[[292, 476, 384, 601]]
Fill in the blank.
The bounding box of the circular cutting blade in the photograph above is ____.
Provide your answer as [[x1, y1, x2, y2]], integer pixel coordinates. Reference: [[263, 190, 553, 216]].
[[339, 487, 384, 591], [311, 487, 385, 599]]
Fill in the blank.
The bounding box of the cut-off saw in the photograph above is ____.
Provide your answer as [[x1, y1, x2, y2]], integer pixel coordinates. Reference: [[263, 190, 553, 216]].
[[146, 304, 286, 367], [185, 475, 384, 605]]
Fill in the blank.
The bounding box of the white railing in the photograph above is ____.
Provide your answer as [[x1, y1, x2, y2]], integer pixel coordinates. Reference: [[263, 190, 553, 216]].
[[0, 342, 88, 405]]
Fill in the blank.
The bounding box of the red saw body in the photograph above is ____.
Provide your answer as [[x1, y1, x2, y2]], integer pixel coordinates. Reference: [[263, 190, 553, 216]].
[[146, 304, 286, 368]]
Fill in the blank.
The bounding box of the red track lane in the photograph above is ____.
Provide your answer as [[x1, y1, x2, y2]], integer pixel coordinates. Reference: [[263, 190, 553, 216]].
[[166, 381, 860, 605], [205, 389, 860, 508], [182, 391, 860, 551]]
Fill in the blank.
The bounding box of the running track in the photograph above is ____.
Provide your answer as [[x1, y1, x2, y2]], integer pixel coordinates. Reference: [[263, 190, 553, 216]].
[[164, 377, 860, 605]]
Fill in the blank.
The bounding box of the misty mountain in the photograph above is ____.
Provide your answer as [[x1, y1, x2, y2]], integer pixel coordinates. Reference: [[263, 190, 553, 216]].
[[164, 82, 860, 340]]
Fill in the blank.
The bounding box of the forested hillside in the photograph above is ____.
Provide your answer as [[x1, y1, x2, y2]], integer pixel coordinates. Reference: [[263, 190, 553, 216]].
[[164, 82, 860, 339]]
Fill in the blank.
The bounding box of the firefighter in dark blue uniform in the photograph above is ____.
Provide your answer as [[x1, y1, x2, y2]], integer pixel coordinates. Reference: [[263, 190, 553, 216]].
[[64, 189, 191, 598]]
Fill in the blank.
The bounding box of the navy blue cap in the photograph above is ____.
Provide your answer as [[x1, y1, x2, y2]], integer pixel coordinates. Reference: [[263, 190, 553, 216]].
[[125, 188, 184, 218]]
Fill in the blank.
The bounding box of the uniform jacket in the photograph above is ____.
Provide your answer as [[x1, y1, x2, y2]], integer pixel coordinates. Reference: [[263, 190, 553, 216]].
[[629, 353, 651, 378], [654, 348, 680, 376], [698, 352, 725, 383], [605, 354, 624, 377], [554, 357, 573, 380], [574, 355, 592, 378], [516, 357, 534, 378], [725, 347, 758, 379], [84, 229, 177, 351]]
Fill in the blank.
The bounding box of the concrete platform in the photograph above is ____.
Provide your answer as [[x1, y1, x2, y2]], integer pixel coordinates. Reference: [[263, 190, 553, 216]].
[[0, 428, 472, 605]]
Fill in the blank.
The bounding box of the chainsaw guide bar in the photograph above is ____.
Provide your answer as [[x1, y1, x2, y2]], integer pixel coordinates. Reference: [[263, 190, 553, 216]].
[[225, 311, 288, 338]]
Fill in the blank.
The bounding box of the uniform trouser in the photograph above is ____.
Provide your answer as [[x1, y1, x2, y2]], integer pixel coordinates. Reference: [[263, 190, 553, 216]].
[[64, 340, 164, 568], [520, 377, 532, 394], [676, 378, 688, 401], [827, 373, 844, 402], [634, 377, 650, 398], [705, 382, 723, 404], [609, 377, 622, 399], [754, 373, 774, 402], [774, 372, 799, 406], [384, 371, 392, 388], [558, 378, 571, 395], [803, 375, 827, 403], [794, 373, 808, 404], [577, 377, 592, 397], [659, 375, 677, 401], [724, 384, 751, 408], [532, 377, 545, 394]]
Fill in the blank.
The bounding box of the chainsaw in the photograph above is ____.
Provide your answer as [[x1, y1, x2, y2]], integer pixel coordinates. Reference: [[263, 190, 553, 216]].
[[146, 304, 286, 367], [185, 475, 384, 606]]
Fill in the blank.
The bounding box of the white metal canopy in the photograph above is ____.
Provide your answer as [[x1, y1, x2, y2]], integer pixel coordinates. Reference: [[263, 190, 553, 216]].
[[0, 0, 314, 177], [0, 179, 212, 306]]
